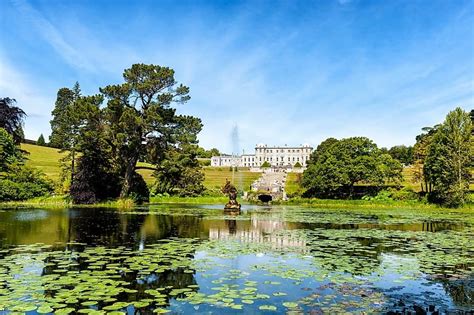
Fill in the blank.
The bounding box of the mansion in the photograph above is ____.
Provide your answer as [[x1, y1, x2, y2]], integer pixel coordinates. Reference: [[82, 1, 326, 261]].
[[211, 144, 313, 169]]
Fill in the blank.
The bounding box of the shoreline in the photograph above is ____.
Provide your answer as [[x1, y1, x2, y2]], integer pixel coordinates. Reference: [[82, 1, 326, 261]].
[[0, 195, 472, 211]]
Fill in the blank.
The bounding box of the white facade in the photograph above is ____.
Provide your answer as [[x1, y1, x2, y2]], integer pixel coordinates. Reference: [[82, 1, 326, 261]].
[[211, 144, 313, 169], [210, 155, 242, 167]]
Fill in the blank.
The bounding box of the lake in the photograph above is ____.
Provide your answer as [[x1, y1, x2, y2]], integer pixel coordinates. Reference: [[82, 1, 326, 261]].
[[0, 204, 472, 314]]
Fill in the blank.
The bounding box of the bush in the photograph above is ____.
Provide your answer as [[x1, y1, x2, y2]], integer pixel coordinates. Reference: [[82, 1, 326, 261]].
[[389, 187, 419, 201], [0, 167, 54, 201], [362, 187, 419, 202], [362, 190, 393, 202]]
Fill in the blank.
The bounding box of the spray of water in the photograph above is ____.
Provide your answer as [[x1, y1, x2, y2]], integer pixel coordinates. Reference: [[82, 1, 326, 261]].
[[230, 125, 243, 193]]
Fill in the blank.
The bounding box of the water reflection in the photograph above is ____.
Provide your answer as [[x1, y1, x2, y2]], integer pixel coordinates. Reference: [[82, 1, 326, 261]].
[[0, 205, 472, 313]]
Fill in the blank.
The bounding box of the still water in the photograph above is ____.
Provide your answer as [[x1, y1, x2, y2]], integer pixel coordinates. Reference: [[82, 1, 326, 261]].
[[0, 204, 472, 314]]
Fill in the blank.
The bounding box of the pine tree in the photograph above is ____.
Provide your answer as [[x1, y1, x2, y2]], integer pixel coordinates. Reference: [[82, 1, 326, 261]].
[[37, 134, 46, 146]]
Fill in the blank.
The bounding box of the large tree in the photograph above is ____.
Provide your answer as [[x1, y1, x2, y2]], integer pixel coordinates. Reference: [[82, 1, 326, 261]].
[[49, 82, 82, 186], [424, 108, 473, 207], [302, 137, 402, 197], [100, 64, 191, 198], [0, 97, 26, 144]]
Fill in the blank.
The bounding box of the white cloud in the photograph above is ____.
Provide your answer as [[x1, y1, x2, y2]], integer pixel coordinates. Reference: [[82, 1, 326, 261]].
[[0, 57, 54, 140], [11, 0, 95, 72]]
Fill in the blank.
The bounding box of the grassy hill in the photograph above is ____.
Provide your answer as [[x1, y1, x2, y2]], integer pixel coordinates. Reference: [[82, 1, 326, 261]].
[[20, 144, 261, 191], [21, 143, 66, 181]]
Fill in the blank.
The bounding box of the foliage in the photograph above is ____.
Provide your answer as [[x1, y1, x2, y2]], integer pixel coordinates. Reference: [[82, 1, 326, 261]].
[[261, 161, 271, 168], [424, 108, 473, 207], [100, 64, 192, 198], [49, 83, 83, 187], [293, 161, 302, 168], [196, 147, 220, 158], [69, 95, 122, 204], [49, 83, 81, 148], [362, 187, 419, 202], [0, 127, 53, 201], [412, 125, 440, 192], [0, 128, 23, 172], [388, 145, 414, 165], [302, 137, 403, 198], [153, 116, 205, 197], [198, 159, 211, 166], [36, 134, 46, 146], [0, 97, 26, 144], [0, 165, 54, 201]]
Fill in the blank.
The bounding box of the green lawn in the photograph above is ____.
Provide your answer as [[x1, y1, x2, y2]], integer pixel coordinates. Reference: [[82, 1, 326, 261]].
[[202, 167, 261, 191], [21, 143, 66, 181], [285, 172, 304, 196]]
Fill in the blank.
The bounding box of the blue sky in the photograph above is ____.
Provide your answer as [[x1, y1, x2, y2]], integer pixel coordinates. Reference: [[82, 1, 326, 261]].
[[1, 0, 473, 154]]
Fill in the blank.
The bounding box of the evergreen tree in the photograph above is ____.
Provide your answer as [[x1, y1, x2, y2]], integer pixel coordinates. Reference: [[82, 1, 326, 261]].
[[50, 82, 82, 187], [37, 134, 46, 146], [0, 97, 26, 144], [100, 64, 191, 198]]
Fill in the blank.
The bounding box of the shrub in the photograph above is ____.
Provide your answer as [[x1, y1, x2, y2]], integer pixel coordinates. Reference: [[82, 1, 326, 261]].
[[0, 168, 54, 201], [390, 187, 419, 201], [362, 187, 419, 202]]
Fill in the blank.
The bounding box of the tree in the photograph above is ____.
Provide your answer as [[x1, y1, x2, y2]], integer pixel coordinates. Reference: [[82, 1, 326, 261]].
[[37, 134, 46, 146], [424, 108, 473, 207], [101, 64, 191, 198], [0, 97, 26, 144], [69, 95, 122, 204], [261, 161, 271, 168], [209, 148, 220, 157], [49, 83, 82, 186], [293, 161, 302, 168], [388, 145, 414, 165], [413, 126, 439, 192], [0, 128, 23, 172], [153, 116, 205, 196], [196, 147, 220, 158], [302, 137, 402, 197]]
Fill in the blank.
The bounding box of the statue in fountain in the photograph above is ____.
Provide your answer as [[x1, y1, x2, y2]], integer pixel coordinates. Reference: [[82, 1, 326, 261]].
[[222, 179, 241, 211]]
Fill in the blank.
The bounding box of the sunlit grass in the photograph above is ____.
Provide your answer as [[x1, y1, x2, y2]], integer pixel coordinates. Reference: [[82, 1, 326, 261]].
[[20, 144, 66, 181], [202, 167, 261, 191]]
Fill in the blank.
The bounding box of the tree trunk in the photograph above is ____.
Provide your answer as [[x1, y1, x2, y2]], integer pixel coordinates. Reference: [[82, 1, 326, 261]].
[[120, 156, 138, 198]]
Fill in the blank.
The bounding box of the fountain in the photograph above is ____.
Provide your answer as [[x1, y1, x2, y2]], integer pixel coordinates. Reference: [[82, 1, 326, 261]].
[[222, 179, 241, 212]]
